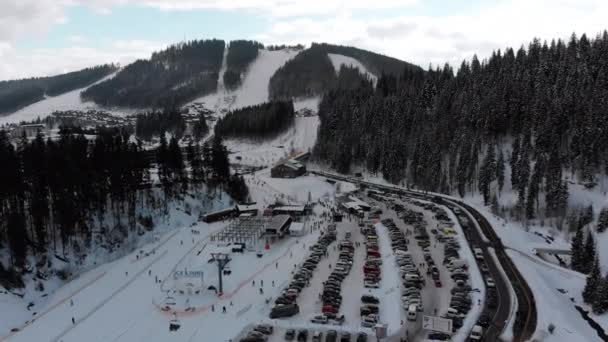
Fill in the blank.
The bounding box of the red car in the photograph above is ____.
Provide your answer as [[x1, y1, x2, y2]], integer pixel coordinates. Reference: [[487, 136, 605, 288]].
[[322, 305, 339, 314], [367, 251, 380, 258]]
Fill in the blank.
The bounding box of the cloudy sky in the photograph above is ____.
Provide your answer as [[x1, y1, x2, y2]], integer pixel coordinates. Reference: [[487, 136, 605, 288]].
[[1, 0, 607, 80]]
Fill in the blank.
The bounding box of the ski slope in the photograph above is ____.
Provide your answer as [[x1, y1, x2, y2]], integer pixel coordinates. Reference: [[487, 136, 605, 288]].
[[226, 115, 319, 168], [327, 53, 377, 86], [189, 48, 300, 114], [0, 72, 130, 126]]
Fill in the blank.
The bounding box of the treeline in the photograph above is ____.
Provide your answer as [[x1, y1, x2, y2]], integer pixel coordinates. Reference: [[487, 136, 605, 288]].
[[571, 208, 608, 314], [314, 43, 419, 76], [215, 101, 295, 140], [223, 40, 263, 90], [269, 46, 337, 99], [135, 110, 185, 140], [0, 130, 245, 282], [135, 109, 209, 141], [267, 44, 304, 51], [268, 43, 421, 100], [315, 32, 608, 222], [81, 39, 225, 108], [0, 65, 117, 114]]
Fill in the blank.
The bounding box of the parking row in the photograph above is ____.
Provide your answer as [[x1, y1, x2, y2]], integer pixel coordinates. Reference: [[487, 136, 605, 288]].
[[318, 236, 355, 321], [269, 226, 337, 320]]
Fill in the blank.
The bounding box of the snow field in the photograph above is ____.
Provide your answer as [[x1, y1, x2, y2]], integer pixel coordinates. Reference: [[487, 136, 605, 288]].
[[226, 115, 320, 168], [506, 250, 601, 341], [189, 48, 300, 115], [327, 53, 378, 86]]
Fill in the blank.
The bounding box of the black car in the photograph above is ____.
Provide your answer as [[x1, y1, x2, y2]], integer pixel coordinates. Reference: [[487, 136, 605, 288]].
[[269, 304, 299, 319], [285, 329, 296, 340], [325, 330, 338, 342], [361, 295, 379, 304], [356, 332, 368, 342], [427, 332, 450, 341], [297, 329, 308, 341], [340, 332, 351, 342], [477, 314, 490, 328]]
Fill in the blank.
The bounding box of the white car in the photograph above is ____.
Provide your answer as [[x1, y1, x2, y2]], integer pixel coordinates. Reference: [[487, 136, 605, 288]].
[[486, 277, 496, 288], [364, 280, 380, 288], [361, 314, 379, 327]]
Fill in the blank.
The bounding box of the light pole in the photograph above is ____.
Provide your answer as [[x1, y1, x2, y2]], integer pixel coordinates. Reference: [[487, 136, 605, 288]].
[[211, 252, 230, 295]]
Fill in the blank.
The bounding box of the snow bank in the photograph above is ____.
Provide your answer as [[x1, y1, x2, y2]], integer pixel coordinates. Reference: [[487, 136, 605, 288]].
[[327, 53, 377, 86], [487, 248, 518, 341]]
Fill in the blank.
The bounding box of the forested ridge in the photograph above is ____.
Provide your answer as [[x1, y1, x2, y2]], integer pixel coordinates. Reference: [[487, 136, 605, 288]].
[[81, 39, 225, 108], [0, 65, 117, 115], [214, 100, 295, 140], [269, 43, 421, 100], [315, 32, 608, 222], [223, 40, 264, 90], [0, 129, 245, 285]]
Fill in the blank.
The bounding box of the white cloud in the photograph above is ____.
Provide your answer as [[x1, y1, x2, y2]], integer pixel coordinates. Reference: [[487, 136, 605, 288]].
[[87, 0, 418, 17], [259, 0, 608, 69], [0, 0, 607, 79], [0, 40, 166, 79]]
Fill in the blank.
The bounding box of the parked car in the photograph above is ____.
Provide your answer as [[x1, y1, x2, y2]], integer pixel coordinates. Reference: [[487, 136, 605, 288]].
[[284, 329, 295, 340]]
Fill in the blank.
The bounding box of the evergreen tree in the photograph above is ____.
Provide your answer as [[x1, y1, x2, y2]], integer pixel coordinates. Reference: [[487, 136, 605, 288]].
[[592, 275, 608, 314], [598, 207, 608, 233], [478, 145, 497, 205], [582, 232, 596, 274], [211, 135, 230, 181], [571, 226, 585, 272], [496, 150, 505, 193], [583, 255, 601, 303]]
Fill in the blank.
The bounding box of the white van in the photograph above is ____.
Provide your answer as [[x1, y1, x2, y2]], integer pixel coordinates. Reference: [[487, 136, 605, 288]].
[[407, 304, 418, 321], [447, 259, 467, 270], [403, 274, 420, 282], [473, 248, 484, 260], [469, 324, 483, 340]]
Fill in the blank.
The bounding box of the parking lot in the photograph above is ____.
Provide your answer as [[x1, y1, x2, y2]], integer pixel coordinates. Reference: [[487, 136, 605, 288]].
[[238, 190, 485, 342]]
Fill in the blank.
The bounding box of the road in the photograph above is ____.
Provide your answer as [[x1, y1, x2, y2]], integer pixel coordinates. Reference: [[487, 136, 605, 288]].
[[311, 170, 537, 342]]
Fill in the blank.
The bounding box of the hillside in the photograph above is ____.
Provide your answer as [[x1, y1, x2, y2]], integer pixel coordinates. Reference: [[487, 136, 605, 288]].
[[269, 43, 421, 99], [81, 39, 225, 108], [0, 65, 117, 116], [314, 32, 608, 238], [223, 40, 264, 90]]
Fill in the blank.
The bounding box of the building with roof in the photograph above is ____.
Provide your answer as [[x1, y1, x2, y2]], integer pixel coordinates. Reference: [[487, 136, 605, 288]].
[[272, 205, 306, 217], [11, 124, 46, 138], [270, 159, 306, 178], [265, 215, 292, 236], [235, 203, 259, 216]]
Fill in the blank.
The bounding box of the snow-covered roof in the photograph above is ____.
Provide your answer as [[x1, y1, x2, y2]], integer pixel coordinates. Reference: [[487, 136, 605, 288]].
[[273, 205, 306, 213], [289, 222, 305, 233], [236, 204, 259, 212], [348, 196, 371, 208], [266, 215, 292, 232], [342, 202, 361, 210]]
